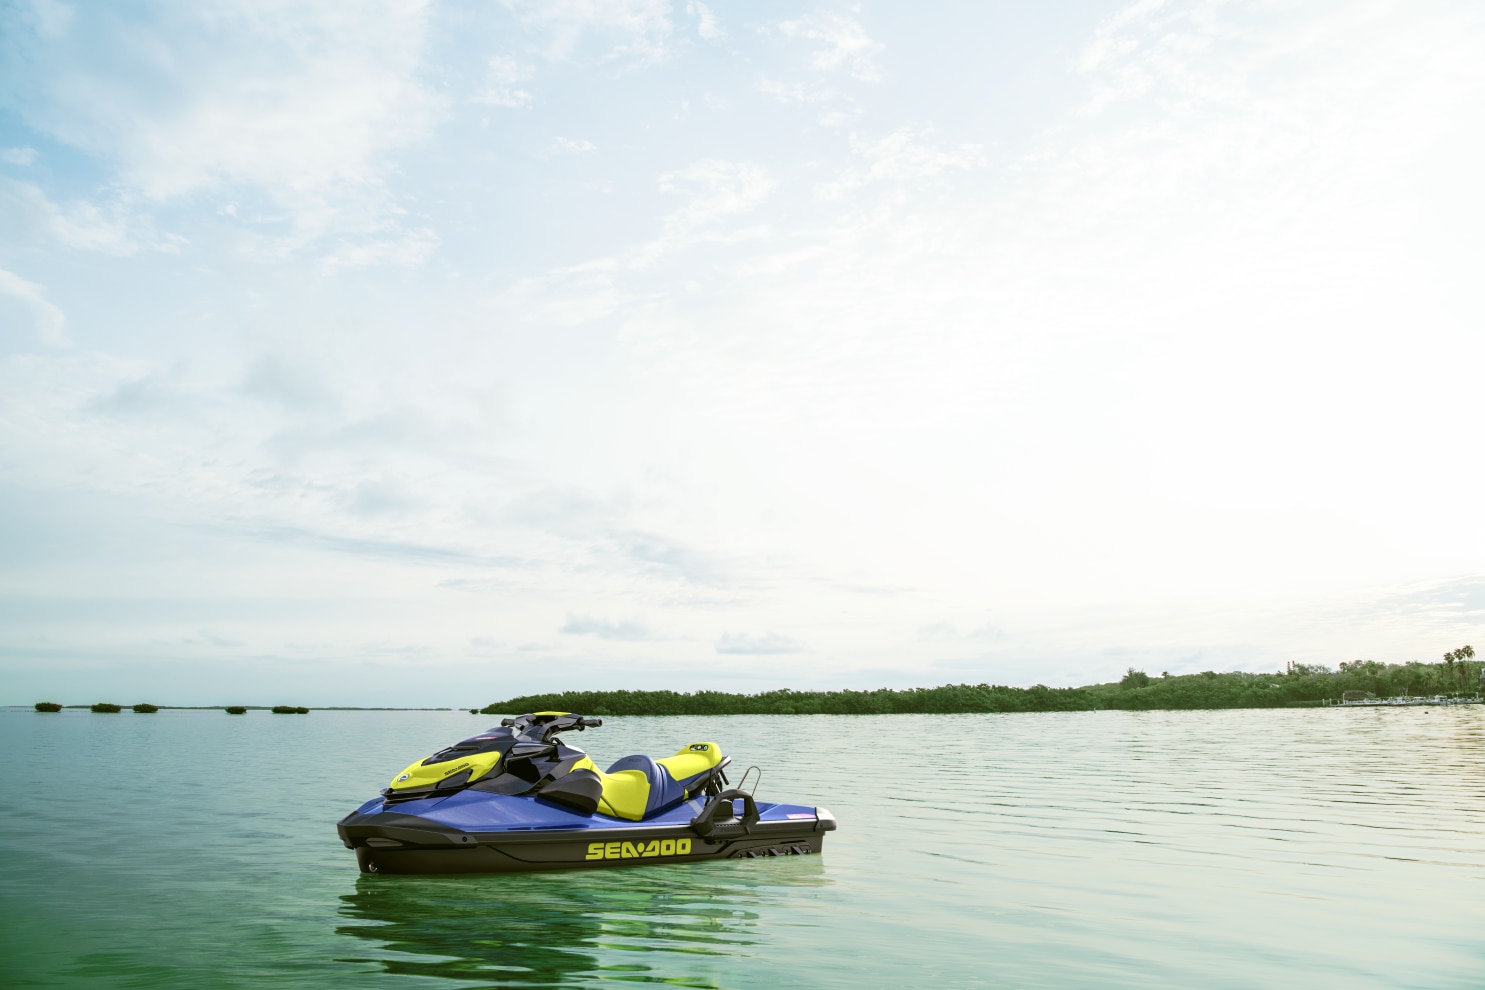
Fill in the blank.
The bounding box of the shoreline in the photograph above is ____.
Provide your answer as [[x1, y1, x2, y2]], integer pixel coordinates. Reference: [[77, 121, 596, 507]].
[[15, 658, 1482, 715]]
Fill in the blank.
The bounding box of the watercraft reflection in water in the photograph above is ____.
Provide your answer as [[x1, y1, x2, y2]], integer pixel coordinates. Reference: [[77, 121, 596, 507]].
[[337, 712, 837, 874], [337, 859, 830, 986]]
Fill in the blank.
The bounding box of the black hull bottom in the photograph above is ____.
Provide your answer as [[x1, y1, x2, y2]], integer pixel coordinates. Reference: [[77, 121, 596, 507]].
[[343, 817, 829, 875], [354, 831, 824, 874]]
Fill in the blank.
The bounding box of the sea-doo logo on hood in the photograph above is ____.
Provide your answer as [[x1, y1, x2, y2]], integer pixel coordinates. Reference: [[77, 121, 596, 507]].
[[396, 773, 411, 782]]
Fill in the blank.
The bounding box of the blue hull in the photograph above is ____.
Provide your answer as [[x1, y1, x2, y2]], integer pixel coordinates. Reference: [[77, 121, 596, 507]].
[[338, 791, 836, 874]]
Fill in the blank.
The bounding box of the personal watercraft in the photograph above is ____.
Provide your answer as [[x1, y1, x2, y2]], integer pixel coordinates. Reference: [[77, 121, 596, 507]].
[[337, 712, 837, 874]]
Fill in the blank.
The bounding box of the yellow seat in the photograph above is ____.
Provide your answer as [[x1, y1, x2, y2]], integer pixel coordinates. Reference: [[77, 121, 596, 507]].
[[595, 769, 653, 820], [570, 743, 724, 821]]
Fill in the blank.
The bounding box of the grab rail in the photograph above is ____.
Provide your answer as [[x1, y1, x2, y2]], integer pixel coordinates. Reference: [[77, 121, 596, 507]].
[[690, 789, 759, 837], [735, 765, 762, 796]]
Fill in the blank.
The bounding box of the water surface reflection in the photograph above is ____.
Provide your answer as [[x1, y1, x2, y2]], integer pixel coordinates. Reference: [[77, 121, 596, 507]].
[[338, 859, 831, 988]]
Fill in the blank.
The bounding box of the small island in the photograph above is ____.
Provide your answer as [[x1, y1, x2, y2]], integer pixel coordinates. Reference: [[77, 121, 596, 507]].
[[271, 706, 310, 714], [225, 706, 247, 715]]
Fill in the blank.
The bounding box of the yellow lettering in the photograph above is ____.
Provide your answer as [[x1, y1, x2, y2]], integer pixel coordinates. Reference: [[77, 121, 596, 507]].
[[581, 836, 697, 862]]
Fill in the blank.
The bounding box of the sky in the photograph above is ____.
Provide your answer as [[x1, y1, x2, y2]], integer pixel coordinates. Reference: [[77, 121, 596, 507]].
[[2, 0, 1483, 707]]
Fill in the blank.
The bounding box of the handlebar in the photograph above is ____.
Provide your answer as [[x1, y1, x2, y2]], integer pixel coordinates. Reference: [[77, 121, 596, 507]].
[[500, 715, 601, 726], [498, 713, 603, 740], [544, 716, 602, 739]]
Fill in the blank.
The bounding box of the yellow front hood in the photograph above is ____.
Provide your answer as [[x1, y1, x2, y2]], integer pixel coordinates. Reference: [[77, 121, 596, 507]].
[[388, 750, 502, 791]]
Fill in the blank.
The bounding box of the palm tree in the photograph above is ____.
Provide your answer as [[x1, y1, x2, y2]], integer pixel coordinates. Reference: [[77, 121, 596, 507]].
[[1443, 646, 1475, 693]]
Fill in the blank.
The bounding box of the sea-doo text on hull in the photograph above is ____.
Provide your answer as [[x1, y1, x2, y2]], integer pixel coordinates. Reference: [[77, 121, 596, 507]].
[[337, 712, 836, 874]]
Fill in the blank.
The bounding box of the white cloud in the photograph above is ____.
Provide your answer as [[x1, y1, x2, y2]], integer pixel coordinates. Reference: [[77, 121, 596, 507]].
[[716, 632, 805, 655], [494, 156, 774, 317], [0, 179, 162, 254], [658, 159, 773, 228], [758, 79, 816, 104], [547, 136, 597, 154], [0, 0, 441, 255], [349, 479, 426, 516], [319, 227, 439, 273], [1, 147, 38, 166], [758, 77, 859, 127], [505, 0, 674, 62], [818, 126, 984, 199], [917, 622, 1008, 643], [757, 78, 849, 109], [778, 12, 884, 81], [687, 2, 723, 40], [474, 56, 535, 108], [0, 268, 68, 345], [562, 614, 661, 641], [240, 356, 335, 411]]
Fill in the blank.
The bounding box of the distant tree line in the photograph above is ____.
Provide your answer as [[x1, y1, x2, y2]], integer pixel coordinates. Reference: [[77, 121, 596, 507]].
[[480, 649, 1479, 716], [483, 684, 1099, 717]]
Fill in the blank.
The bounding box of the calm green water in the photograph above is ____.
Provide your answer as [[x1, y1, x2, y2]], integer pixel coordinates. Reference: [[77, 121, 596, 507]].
[[2, 708, 1481, 988]]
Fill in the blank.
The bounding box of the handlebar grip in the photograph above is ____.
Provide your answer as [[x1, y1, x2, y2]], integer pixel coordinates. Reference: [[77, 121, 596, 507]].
[[582, 717, 603, 728]]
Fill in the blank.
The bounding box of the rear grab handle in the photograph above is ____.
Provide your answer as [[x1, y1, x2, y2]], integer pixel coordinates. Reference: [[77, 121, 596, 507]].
[[690, 788, 760, 837]]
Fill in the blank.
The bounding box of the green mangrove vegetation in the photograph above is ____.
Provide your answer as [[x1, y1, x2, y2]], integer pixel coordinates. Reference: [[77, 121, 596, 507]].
[[132, 703, 159, 713], [270, 706, 310, 714], [34, 701, 62, 712], [481, 649, 1481, 716], [90, 702, 122, 713], [225, 706, 247, 715]]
